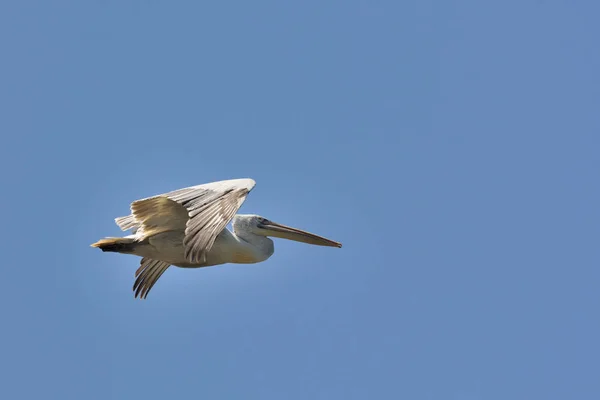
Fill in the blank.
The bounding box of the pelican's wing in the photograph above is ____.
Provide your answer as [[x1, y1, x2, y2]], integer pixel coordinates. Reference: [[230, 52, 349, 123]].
[[129, 196, 189, 238], [118, 178, 256, 264], [166, 178, 256, 263], [116, 196, 188, 237], [134, 258, 171, 299]]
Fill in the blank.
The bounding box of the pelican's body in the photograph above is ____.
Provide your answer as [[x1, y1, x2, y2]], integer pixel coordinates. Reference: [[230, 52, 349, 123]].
[[91, 179, 341, 298], [120, 217, 274, 268]]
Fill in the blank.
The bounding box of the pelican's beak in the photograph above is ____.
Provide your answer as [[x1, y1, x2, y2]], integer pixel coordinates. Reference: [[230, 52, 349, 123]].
[[258, 220, 342, 248]]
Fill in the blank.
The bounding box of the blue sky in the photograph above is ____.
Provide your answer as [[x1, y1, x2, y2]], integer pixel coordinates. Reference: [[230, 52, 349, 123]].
[[1, 1, 599, 399]]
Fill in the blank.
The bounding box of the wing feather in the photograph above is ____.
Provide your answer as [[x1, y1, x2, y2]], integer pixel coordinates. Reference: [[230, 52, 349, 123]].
[[133, 258, 171, 299], [183, 191, 243, 263], [115, 214, 140, 232], [130, 196, 188, 237], [180, 182, 254, 263]]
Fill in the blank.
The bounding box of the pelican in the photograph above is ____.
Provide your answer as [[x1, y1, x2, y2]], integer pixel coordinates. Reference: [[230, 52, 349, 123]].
[[91, 178, 342, 299]]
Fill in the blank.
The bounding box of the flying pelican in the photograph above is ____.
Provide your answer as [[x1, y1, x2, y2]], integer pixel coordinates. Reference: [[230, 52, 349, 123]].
[[91, 178, 342, 299]]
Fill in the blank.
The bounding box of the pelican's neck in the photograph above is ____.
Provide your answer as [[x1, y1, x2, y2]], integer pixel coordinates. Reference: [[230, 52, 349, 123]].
[[229, 228, 274, 263]]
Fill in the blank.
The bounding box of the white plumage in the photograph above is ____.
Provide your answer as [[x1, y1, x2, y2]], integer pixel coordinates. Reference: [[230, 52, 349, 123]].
[[92, 178, 341, 299]]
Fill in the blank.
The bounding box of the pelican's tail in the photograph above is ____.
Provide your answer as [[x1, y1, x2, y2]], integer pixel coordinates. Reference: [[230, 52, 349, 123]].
[[91, 237, 137, 253]]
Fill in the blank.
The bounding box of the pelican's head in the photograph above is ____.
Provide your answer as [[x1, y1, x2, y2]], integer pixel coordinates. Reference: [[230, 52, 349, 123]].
[[233, 214, 342, 248]]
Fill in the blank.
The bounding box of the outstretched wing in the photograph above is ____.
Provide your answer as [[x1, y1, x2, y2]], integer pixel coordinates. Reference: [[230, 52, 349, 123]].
[[172, 179, 255, 263], [134, 258, 171, 299], [116, 178, 256, 264]]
